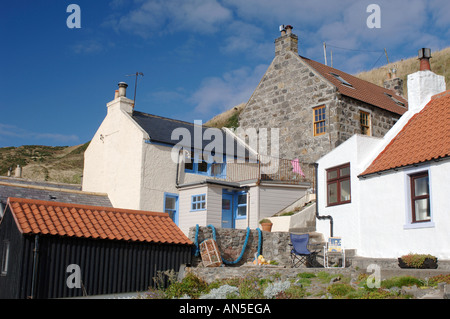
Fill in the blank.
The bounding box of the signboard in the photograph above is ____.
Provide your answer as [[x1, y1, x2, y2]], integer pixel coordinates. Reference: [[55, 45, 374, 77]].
[[327, 237, 342, 252]]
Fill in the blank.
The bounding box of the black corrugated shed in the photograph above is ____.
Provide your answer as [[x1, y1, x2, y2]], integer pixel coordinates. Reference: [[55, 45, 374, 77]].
[[0, 198, 193, 299]]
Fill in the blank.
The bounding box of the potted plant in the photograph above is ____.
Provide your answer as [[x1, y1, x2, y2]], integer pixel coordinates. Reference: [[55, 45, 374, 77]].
[[259, 218, 273, 232], [398, 253, 438, 269]]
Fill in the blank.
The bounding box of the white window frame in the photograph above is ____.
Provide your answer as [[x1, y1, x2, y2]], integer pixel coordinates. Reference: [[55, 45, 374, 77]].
[[403, 165, 434, 229]]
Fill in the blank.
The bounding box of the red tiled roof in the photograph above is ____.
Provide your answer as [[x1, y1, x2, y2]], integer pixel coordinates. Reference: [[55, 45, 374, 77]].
[[6, 197, 192, 245], [300, 57, 408, 115], [360, 90, 450, 176]]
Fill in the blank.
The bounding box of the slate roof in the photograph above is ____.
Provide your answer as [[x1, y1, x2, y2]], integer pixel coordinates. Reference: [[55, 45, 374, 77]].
[[360, 90, 450, 176], [0, 177, 112, 207], [6, 197, 192, 245], [131, 111, 251, 157], [300, 56, 408, 116]]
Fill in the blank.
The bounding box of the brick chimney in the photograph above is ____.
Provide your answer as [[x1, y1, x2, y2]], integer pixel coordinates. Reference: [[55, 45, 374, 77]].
[[275, 25, 298, 56], [383, 67, 404, 97], [418, 48, 431, 71], [407, 48, 445, 112]]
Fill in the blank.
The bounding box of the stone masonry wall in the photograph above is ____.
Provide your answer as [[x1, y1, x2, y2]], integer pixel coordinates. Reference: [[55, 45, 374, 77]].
[[238, 50, 338, 179], [238, 36, 402, 181], [189, 226, 292, 267], [335, 95, 402, 147]]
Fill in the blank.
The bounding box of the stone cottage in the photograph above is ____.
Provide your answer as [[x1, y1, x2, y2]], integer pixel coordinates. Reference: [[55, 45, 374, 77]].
[[238, 25, 408, 181], [315, 50, 449, 259]]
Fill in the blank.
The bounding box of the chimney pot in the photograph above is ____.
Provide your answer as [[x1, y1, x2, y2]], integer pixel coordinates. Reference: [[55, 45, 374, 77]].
[[118, 82, 128, 97], [114, 90, 119, 99], [418, 48, 431, 71], [285, 25, 293, 34], [15, 164, 22, 178]]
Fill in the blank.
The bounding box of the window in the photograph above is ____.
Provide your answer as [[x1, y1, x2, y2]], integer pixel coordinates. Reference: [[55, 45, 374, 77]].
[[236, 193, 247, 218], [384, 92, 406, 107], [360, 111, 371, 136], [410, 172, 430, 223], [191, 194, 206, 211], [185, 151, 226, 178], [330, 72, 353, 87], [1, 241, 9, 276], [313, 105, 326, 136], [164, 194, 178, 223], [326, 163, 351, 206]]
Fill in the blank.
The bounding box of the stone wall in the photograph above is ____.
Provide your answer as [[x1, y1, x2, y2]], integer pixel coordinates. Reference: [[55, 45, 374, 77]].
[[335, 95, 402, 147], [238, 33, 402, 182], [189, 226, 292, 267]]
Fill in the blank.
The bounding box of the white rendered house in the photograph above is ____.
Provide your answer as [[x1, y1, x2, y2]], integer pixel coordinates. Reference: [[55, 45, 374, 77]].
[[83, 83, 309, 235], [315, 49, 449, 259]]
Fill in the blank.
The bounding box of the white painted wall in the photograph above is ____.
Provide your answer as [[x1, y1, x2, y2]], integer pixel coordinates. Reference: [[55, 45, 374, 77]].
[[359, 160, 450, 259], [317, 136, 450, 259], [83, 97, 146, 210], [178, 184, 209, 235], [316, 135, 381, 250], [258, 183, 307, 222]]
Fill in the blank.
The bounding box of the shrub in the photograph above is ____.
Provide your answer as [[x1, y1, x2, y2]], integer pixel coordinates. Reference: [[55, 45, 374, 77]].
[[327, 283, 356, 298], [263, 281, 291, 299], [399, 253, 437, 268], [200, 285, 239, 299], [380, 276, 424, 289], [165, 272, 209, 299], [429, 274, 450, 285]]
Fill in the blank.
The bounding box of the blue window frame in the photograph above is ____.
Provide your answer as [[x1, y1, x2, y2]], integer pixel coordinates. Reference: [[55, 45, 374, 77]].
[[236, 192, 247, 219], [223, 190, 248, 221], [164, 193, 179, 225], [184, 150, 226, 178], [191, 194, 206, 211]]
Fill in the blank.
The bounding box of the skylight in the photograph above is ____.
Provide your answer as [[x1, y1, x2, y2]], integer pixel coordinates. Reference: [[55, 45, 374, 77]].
[[384, 93, 406, 107], [330, 72, 353, 87]]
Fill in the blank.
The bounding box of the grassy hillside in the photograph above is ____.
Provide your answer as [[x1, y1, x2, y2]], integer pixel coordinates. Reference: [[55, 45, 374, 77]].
[[0, 142, 89, 184], [206, 47, 449, 129], [355, 47, 449, 97]]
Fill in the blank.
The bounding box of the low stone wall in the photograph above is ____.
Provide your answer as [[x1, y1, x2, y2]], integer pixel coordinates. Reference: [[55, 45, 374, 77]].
[[189, 226, 292, 267]]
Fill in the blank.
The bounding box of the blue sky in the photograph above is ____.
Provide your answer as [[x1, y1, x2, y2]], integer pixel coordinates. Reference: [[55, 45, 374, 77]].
[[0, 0, 448, 147]]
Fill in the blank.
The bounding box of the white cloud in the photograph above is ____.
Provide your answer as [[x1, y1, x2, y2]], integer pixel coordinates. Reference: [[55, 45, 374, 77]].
[[107, 0, 232, 38], [189, 64, 268, 116]]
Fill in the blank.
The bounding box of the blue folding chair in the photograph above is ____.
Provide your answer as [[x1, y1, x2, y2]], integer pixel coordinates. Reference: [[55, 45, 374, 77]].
[[289, 233, 319, 268]]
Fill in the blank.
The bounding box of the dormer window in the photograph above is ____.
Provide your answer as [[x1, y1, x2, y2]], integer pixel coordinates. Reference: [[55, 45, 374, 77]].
[[330, 72, 353, 87]]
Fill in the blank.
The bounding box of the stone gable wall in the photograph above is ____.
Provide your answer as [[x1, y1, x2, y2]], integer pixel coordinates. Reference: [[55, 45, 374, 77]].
[[238, 49, 402, 181]]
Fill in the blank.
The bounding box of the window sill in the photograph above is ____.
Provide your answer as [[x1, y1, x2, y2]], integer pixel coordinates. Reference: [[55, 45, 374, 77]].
[[326, 201, 351, 207], [403, 221, 435, 230], [190, 209, 206, 212]]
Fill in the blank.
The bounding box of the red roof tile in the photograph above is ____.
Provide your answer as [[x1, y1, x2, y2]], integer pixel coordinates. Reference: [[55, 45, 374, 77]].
[[6, 197, 192, 245], [360, 90, 450, 176], [300, 57, 408, 115]]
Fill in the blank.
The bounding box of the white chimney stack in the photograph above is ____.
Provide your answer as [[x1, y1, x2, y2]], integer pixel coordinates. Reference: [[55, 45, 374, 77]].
[[407, 48, 446, 112]]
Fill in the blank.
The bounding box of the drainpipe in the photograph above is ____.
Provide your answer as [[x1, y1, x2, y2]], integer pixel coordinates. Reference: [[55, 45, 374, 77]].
[[30, 235, 39, 299], [313, 163, 333, 237]]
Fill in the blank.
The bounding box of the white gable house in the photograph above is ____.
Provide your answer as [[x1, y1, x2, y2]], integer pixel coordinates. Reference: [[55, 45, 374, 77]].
[[83, 83, 310, 235]]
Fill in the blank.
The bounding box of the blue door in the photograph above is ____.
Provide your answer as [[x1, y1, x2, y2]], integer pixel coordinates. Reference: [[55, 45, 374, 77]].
[[221, 194, 233, 228], [164, 193, 178, 225]]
